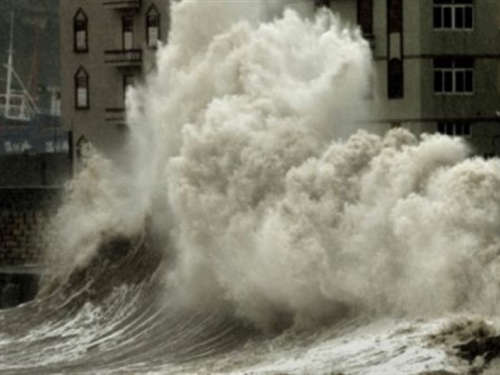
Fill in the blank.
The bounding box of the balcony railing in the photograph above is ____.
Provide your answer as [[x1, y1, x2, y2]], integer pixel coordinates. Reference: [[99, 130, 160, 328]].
[[104, 49, 142, 67], [0, 90, 39, 122], [102, 0, 141, 10], [105, 108, 126, 125]]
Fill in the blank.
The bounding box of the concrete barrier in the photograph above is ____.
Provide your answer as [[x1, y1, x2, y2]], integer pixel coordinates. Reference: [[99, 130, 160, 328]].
[[0, 188, 62, 267], [0, 188, 62, 308]]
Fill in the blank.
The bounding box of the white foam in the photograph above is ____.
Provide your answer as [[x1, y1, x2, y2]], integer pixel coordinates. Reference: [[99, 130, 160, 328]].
[[45, 0, 500, 331]]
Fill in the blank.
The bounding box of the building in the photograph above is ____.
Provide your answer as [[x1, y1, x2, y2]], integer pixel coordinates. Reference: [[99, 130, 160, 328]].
[[59, 0, 170, 163], [324, 0, 500, 157], [60, 0, 500, 160]]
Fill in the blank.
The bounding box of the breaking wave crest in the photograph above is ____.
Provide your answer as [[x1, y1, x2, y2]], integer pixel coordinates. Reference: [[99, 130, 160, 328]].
[[45, 0, 500, 329]]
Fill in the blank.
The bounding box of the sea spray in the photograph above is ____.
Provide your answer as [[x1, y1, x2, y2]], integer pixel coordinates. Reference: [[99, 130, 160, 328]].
[[43, 0, 500, 331], [38, 147, 147, 296]]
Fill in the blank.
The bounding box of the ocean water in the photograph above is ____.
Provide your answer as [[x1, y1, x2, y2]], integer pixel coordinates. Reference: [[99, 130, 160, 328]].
[[1, 1, 500, 373]]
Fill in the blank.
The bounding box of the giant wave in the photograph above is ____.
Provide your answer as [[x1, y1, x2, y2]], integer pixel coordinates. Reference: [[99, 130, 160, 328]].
[[1, 1, 500, 374]]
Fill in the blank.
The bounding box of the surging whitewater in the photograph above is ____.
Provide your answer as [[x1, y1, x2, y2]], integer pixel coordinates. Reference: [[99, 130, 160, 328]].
[[3, 1, 500, 374]]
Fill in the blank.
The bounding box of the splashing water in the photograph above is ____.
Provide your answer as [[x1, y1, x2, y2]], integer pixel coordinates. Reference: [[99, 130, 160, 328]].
[[50, 0, 500, 328], [7, 1, 500, 373]]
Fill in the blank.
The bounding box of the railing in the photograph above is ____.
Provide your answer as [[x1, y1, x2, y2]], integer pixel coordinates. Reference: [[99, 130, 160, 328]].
[[104, 49, 142, 67], [105, 108, 126, 127], [0, 93, 37, 122], [102, 0, 141, 10]]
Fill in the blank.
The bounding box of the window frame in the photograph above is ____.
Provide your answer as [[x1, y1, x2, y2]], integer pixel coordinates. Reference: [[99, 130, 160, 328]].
[[433, 0, 474, 31], [358, 0, 374, 36], [388, 58, 404, 99], [122, 15, 134, 51], [123, 74, 135, 101], [437, 121, 472, 137], [387, 0, 403, 33], [73, 8, 88, 53], [146, 4, 161, 48], [74, 67, 90, 110], [433, 57, 474, 95], [76, 136, 89, 170]]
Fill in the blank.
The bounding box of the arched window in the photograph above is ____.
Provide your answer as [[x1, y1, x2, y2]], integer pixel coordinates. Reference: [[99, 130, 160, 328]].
[[76, 136, 89, 169], [146, 4, 160, 47], [122, 15, 134, 50], [74, 67, 89, 109], [74, 8, 88, 53], [123, 74, 135, 101]]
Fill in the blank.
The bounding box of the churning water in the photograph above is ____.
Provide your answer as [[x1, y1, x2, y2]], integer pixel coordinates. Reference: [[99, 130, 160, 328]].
[[2, 1, 500, 373]]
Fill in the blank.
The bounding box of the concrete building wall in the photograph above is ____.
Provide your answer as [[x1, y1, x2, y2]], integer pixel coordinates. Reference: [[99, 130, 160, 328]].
[[0, 154, 72, 187], [419, 0, 500, 119], [0, 272, 39, 309], [330, 0, 425, 131], [330, 0, 500, 156], [60, 0, 500, 157], [420, 0, 500, 55], [372, 0, 423, 125], [0, 188, 61, 267], [330, 0, 357, 22], [60, 0, 171, 163], [418, 0, 500, 156]]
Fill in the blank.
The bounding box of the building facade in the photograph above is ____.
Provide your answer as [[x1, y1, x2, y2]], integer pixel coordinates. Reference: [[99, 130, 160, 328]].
[[59, 0, 170, 162], [326, 0, 500, 156], [60, 0, 500, 160]]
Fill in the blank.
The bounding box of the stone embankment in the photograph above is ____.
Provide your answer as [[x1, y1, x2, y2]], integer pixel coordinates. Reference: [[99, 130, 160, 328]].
[[0, 188, 62, 308], [0, 188, 61, 266]]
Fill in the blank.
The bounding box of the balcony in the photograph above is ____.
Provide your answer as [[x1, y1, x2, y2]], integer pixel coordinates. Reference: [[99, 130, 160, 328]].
[[105, 108, 126, 128], [102, 0, 141, 11], [105, 108, 125, 124], [104, 49, 142, 68]]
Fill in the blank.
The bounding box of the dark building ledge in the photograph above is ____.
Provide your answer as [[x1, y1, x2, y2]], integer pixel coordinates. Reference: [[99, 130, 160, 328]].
[[102, 0, 141, 11], [104, 49, 142, 68], [105, 108, 126, 127]]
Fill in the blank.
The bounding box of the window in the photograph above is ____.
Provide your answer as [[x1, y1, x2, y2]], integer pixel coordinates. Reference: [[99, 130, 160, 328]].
[[437, 121, 471, 137], [433, 0, 473, 30], [314, 0, 330, 8], [388, 0, 403, 33], [363, 71, 375, 100], [388, 58, 404, 99], [76, 136, 89, 169], [123, 74, 134, 100], [146, 4, 160, 48], [73, 9, 88, 52], [75, 67, 89, 109], [358, 0, 374, 50], [122, 16, 134, 50], [358, 0, 373, 35], [434, 58, 474, 94]]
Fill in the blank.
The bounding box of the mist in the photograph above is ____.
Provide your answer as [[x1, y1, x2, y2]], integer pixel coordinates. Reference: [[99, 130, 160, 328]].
[[43, 0, 500, 332]]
